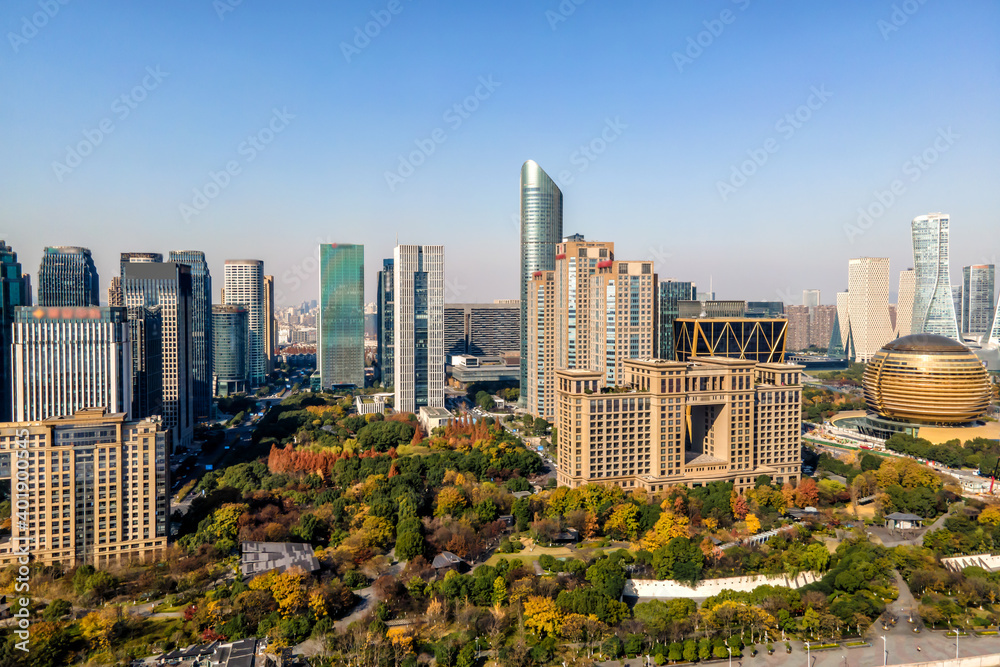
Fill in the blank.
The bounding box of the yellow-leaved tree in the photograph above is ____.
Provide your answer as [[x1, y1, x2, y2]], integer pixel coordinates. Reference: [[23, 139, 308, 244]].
[[523, 596, 563, 637], [745, 513, 761, 535]]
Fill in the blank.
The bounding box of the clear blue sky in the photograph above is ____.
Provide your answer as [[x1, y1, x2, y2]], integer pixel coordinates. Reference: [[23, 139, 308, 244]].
[[1, 0, 997, 306]]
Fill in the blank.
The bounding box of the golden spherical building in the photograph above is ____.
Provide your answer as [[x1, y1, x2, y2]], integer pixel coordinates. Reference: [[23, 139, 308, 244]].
[[863, 334, 990, 424]]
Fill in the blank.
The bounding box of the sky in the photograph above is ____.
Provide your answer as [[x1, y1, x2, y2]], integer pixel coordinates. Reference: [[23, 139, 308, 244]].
[[1, 0, 998, 308]]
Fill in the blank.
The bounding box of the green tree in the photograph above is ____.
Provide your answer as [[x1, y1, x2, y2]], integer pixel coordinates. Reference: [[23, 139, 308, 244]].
[[586, 557, 626, 599]]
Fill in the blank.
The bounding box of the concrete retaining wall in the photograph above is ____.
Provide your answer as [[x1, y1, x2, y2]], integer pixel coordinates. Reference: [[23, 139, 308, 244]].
[[624, 571, 820, 598], [894, 654, 1000, 667]]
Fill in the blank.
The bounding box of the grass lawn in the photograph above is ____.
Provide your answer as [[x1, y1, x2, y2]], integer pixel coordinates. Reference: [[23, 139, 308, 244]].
[[484, 539, 577, 567]]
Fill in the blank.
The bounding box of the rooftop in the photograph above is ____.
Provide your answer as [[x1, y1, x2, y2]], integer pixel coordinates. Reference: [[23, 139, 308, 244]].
[[882, 334, 969, 353]]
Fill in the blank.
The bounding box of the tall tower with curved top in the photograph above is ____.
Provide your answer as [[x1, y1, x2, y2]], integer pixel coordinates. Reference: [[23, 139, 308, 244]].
[[520, 160, 563, 404]]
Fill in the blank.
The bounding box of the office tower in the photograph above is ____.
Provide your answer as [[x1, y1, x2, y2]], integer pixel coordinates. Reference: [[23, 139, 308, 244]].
[[0, 242, 31, 422], [526, 271, 556, 419], [590, 259, 657, 385], [952, 285, 963, 334], [224, 260, 266, 386], [657, 281, 697, 360], [803, 290, 821, 308], [212, 305, 249, 396], [109, 254, 163, 307], [442, 303, 520, 358], [168, 252, 212, 420], [989, 301, 1000, 347], [911, 213, 959, 340], [554, 238, 614, 372], [12, 306, 132, 421], [394, 245, 444, 413], [519, 160, 563, 404], [554, 358, 802, 492], [123, 262, 193, 451], [37, 246, 99, 307], [679, 300, 747, 318], [0, 408, 168, 566], [837, 258, 894, 363], [376, 259, 394, 388], [317, 244, 364, 389], [127, 306, 163, 420], [263, 275, 275, 374], [896, 269, 915, 338], [963, 265, 995, 338]]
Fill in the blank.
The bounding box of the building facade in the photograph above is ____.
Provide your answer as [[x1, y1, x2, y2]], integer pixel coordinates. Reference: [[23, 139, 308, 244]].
[[263, 274, 275, 374], [555, 358, 802, 493], [674, 318, 787, 363], [168, 252, 212, 420], [211, 304, 248, 396], [838, 257, 895, 362], [394, 245, 445, 413], [0, 242, 31, 422], [122, 262, 193, 451], [443, 302, 520, 358], [896, 269, 915, 338], [526, 271, 556, 419], [590, 259, 657, 385], [911, 213, 959, 341], [37, 246, 100, 307], [376, 258, 394, 388], [318, 244, 364, 389], [0, 408, 169, 566], [555, 239, 614, 372], [12, 306, 132, 422], [224, 260, 265, 386], [126, 305, 163, 420], [963, 264, 995, 338], [657, 280, 697, 360], [785, 304, 836, 352], [519, 160, 563, 404]]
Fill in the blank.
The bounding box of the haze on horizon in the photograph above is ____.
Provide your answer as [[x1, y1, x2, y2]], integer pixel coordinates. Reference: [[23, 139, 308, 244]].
[[1, 0, 997, 307]]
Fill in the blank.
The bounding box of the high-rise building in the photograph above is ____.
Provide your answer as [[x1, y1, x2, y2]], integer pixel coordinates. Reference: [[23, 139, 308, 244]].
[[394, 245, 444, 413], [126, 305, 163, 420], [554, 358, 802, 493], [911, 213, 959, 340], [109, 253, 163, 307], [555, 239, 614, 372], [989, 301, 1000, 347], [519, 160, 563, 404], [123, 262, 193, 451], [895, 269, 916, 338], [0, 242, 31, 422], [376, 258, 394, 388], [212, 304, 249, 396], [838, 258, 895, 362], [590, 259, 657, 385], [803, 290, 821, 308], [443, 303, 520, 358], [224, 260, 266, 386], [952, 285, 964, 334], [674, 318, 787, 363], [317, 244, 364, 389], [263, 275, 275, 374], [0, 408, 168, 566], [657, 280, 697, 360], [786, 305, 837, 352], [963, 265, 995, 338], [13, 306, 132, 421], [37, 246, 99, 307], [526, 270, 556, 419], [168, 252, 212, 420]]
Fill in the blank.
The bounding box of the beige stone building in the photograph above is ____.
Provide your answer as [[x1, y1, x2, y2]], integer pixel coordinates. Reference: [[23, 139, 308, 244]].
[[0, 408, 169, 567], [555, 357, 802, 493]]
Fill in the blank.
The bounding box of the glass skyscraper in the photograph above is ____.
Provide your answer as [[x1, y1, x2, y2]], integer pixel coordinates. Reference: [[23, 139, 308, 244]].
[[519, 160, 563, 403], [911, 213, 959, 341], [169, 251, 212, 419], [376, 258, 394, 389], [394, 245, 444, 412], [212, 304, 249, 396], [0, 241, 31, 422], [657, 280, 697, 360], [318, 244, 364, 388], [37, 246, 99, 307], [963, 264, 995, 338]]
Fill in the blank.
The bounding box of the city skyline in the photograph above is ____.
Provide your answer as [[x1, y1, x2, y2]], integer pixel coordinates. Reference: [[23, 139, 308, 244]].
[[2, 2, 997, 306]]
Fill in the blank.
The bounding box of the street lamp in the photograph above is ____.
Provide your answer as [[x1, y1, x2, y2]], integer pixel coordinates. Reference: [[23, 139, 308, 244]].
[[805, 641, 810, 667], [726, 642, 732, 667], [881, 635, 887, 666]]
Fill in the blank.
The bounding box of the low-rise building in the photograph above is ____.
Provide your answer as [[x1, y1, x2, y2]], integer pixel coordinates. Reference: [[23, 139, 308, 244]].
[[240, 541, 320, 579], [419, 406, 453, 432]]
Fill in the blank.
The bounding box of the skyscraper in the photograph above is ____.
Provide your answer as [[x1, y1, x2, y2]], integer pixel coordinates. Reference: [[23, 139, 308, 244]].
[[318, 244, 364, 389], [212, 304, 249, 396], [169, 251, 212, 419], [123, 262, 194, 451], [13, 306, 132, 421], [838, 258, 895, 363], [126, 305, 163, 420], [952, 285, 963, 334], [224, 260, 266, 386], [895, 269, 915, 338], [376, 259, 395, 388], [963, 265, 995, 338], [519, 160, 563, 404], [109, 253, 163, 307], [0, 242, 31, 422], [657, 281, 697, 360], [37, 246, 99, 307], [263, 274, 276, 374], [803, 289, 821, 308], [394, 245, 444, 413], [526, 270, 556, 419], [911, 213, 959, 340], [554, 238, 613, 372], [590, 259, 657, 385]]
